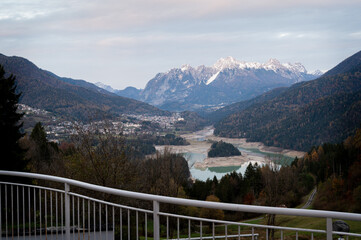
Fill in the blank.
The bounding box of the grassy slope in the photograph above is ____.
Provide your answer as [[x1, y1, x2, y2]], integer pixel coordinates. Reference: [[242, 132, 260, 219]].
[[242, 189, 361, 239]]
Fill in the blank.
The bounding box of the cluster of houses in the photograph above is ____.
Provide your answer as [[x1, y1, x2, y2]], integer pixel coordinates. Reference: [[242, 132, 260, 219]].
[[19, 104, 186, 143]]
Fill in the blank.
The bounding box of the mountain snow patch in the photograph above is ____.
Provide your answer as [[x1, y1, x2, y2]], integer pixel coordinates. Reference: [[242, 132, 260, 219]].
[[206, 71, 220, 85]]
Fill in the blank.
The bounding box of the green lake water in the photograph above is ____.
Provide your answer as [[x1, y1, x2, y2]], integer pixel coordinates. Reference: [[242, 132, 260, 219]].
[[185, 146, 296, 181]]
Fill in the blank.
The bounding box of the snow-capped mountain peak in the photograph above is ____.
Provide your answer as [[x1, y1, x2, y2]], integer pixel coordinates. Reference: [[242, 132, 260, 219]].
[[239, 61, 262, 69], [181, 64, 192, 72], [282, 62, 306, 73], [139, 56, 320, 111], [211, 56, 309, 75], [292, 63, 307, 73], [213, 56, 240, 71], [264, 58, 283, 71], [95, 82, 116, 93]]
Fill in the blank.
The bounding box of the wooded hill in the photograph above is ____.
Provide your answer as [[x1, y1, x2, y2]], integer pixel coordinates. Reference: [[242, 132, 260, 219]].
[[0, 54, 168, 121], [208, 141, 241, 157], [214, 51, 361, 151]]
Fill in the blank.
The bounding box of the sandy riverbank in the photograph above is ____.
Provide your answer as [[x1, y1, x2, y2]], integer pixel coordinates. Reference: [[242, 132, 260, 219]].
[[155, 140, 210, 155], [193, 152, 269, 169], [155, 126, 305, 168], [155, 141, 271, 169]]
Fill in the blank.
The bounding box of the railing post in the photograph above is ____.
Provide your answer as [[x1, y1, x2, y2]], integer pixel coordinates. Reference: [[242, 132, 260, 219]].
[[153, 200, 160, 240], [65, 183, 71, 240], [326, 217, 332, 240]]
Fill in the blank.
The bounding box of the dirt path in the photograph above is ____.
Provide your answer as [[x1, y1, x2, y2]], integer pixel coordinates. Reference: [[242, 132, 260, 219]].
[[302, 188, 317, 209]]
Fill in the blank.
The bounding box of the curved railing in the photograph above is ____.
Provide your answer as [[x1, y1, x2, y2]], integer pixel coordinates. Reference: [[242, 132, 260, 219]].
[[0, 170, 360, 240]]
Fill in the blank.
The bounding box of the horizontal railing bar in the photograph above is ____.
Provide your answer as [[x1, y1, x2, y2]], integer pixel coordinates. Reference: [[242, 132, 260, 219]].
[[159, 212, 326, 234], [68, 192, 153, 214], [1, 171, 361, 221], [0, 181, 65, 193], [169, 234, 259, 240], [333, 231, 361, 237]]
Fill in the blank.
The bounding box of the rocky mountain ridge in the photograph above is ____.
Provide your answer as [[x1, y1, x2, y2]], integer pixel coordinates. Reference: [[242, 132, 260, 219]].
[[109, 56, 321, 111]]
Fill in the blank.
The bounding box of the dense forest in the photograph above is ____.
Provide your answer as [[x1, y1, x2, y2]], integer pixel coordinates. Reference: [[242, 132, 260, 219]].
[[298, 127, 361, 212], [207, 141, 241, 157], [126, 133, 189, 157], [214, 51, 361, 151], [204, 87, 287, 122], [152, 133, 190, 146]]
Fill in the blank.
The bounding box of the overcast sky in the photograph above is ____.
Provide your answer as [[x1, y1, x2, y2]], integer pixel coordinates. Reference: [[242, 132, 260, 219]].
[[1, 0, 360, 89]]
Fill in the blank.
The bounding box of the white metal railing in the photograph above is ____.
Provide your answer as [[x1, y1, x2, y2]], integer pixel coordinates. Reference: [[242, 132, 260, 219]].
[[0, 170, 361, 240]]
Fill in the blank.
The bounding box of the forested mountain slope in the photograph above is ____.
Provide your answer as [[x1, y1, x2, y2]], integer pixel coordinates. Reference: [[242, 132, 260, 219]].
[[214, 51, 361, 151], [205, 87, 288, 122], [0, 54, 168, 120]]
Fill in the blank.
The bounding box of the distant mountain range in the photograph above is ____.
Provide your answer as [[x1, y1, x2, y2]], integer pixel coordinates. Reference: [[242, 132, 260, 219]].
[[94, 82, 143, 100], [0, 54, 168, 121], [2, 50, 359, 152], [100, 57, 321, 112], [214, 50, 361, 151]]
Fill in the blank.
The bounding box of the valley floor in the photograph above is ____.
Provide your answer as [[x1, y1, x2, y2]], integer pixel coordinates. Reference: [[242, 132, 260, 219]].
[[156, 126, 305, 169]]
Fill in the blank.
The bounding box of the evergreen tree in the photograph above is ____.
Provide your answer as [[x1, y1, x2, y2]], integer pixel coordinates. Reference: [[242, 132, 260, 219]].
[[0, 65, 26, 170], [28, 122, 56, 172], [30, 122, 47, 146]]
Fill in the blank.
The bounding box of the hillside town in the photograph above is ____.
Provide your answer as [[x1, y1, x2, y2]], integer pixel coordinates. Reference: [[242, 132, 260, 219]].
[[18, 104, 186, 143]]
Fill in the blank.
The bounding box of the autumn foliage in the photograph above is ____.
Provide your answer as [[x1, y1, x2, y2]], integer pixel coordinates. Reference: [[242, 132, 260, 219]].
[[300, 127, 361, 212]]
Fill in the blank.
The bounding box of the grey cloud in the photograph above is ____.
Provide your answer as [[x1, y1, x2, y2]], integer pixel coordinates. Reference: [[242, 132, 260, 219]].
[[0, 0, 360, 89]]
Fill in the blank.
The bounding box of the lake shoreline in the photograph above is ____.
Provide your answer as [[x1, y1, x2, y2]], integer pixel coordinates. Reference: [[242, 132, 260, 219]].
[[192, 152, 270, 169], [156, 126, 305, 169]]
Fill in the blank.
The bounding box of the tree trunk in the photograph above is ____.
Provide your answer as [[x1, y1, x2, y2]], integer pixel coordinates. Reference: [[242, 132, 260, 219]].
[[267, 214, 276, 240]]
